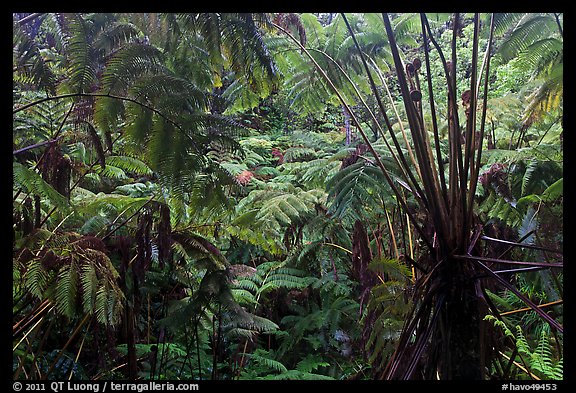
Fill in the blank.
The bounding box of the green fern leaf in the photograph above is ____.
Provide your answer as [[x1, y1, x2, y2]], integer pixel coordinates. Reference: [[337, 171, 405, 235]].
[[54, 260, 79, 320], [80, 262, 98, 313], [105, 155, 153, 176], [24, 258, 50, 299], [13, 162, 70, 211]]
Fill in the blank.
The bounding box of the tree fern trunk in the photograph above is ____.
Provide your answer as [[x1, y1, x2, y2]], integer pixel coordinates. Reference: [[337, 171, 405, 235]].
[[438, 260, 482, 380], [124, 303, 138, 379]]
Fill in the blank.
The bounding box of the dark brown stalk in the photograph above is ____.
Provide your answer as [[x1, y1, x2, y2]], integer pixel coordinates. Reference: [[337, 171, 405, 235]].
[[13, 138, 61, 156], [341, 13, 428, 211], [461, 13, 480, 243], [420, 14, 448, 204], [467, 13, 496, 235], [470, 259, 563, 333], [481, 235, 562, 254], [382, 13, 449, 254], [454, 254, 562, 268], [402, 295, 444, 379]]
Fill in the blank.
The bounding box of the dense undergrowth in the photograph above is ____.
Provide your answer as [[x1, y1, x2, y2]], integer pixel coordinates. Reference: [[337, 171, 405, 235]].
[[13, 12, 562, 381]]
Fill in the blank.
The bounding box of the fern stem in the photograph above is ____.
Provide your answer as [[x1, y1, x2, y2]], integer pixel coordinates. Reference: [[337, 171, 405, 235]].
[[17, 13, 45, 26], [467, 13, 496, 234], [454, 254, 562, 269], [499, 300, 563, 316], [13, 312, 46, 352], [469, 259, 563, 333], [383, 12, 450, 253], [498, 351, 541, 380], [461, 13, 480, 243], [420, 14, 448, 205], [406, 213, 415, 282], [342, 13, 428, 209], [481, 235, 562, 255], [384, 209, 399, 260], [14, 92, 202, 153], [13, 299, 53, 338], [68, 318, 92, 380], [42, 313, 92, 379], [367, 55, 422, 182], [13, 138, 61, 156], [321, 242, 352, 254], [552, 13, 563, 37]]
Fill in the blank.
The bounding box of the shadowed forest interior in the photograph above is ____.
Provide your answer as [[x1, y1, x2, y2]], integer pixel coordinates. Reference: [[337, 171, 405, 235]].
[[13, 12, 563, 381]]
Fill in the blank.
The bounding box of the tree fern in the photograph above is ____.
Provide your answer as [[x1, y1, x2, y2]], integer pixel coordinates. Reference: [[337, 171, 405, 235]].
[[495, 14, 560, 65], [57, 14, 99, 94], [326, 159, 395, 220], [19, 232, 125, 326], [13, 19, 57, 95], [230, 187, 321, 254], [100, 43, 166, 95]]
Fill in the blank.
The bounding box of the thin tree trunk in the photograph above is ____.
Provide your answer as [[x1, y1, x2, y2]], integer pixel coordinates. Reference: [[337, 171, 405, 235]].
[[343, 105, 351, 145]]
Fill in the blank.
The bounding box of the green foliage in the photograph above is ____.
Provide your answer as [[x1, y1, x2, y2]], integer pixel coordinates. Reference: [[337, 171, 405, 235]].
[[18, 232, 125, 326], [363, 257, 412, 372], [485, 316, 562, 379], [13, 19, 57, 94], [13, 162, 70, 212], [229, 187, 323, 254], [13, 12, 563, 382], [239, 348, 335, 380]]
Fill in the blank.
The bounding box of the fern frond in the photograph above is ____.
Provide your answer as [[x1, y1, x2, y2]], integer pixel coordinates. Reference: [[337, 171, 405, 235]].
[[80, 262, 98, 313], [100, 43, 166, 95], [296, 354, 330, 374], [517, 38, 562, 72], [105, 155, 153, 176], [62, 14, 98, 94], [93, 21, 140, 54], [13, 161, 70, 211], [368, 256, 412, 282], [54, 258, 79, 320], [247, 349, 288, 374], [270, 370, 334, 380], [497, 15, 558, 64], [521, 159, 538, 196], [13, 20, 57, 94], [541, 178, 562, 202], [23, 258, 51, 299], [493, 13, 525, 35], [171, 230, 229, 271]]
